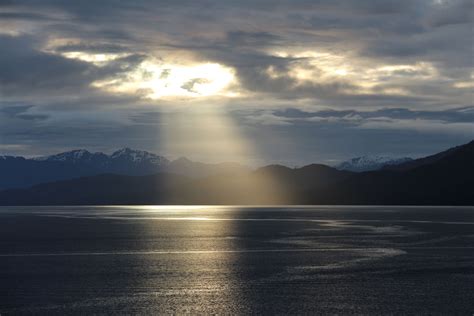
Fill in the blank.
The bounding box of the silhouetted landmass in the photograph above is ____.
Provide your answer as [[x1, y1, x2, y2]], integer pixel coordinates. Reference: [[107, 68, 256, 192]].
[[382, 142, 466, 171], [0, 156, 103, 191], [0, 140, 472, 205]]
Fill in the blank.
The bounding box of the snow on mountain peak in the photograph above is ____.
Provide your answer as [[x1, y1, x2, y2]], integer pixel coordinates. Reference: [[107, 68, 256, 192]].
[[33, 149, 97, 163], [110, 148, 169, 165], [30, 148, 169, 166], [335, 155, 413, 172]]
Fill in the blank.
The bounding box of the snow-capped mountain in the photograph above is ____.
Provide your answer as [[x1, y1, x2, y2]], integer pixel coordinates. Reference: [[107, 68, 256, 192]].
[[0, 148, 249, 189], [0, 148, 171, 189], [34, 148, 169, 167], [110, 148, 169, 165], [335, 156, 413, 172], [33, 148, 171, 176], [34, 149, 109, 165]]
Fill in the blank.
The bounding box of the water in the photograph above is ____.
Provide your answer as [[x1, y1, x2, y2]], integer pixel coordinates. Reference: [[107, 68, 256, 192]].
[[0, 206, 473, 314]]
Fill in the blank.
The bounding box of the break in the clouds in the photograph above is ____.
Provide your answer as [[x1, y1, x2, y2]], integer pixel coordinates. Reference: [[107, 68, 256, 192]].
[[0, 0, 473, 164]]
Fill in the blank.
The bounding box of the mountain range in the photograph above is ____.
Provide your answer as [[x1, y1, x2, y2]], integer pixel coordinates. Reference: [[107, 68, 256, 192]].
[[0, 148, 248, 190], [0, 140, 472, 205], [0, 147, 409, 190]]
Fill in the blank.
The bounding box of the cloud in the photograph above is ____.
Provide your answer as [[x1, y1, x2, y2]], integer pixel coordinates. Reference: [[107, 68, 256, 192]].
[[0, 0, 472, 162], [0, 35, 94, 96], [272, 107, 474, 123], [244, 107, 474, 136], [181, 78, 211, 93], [0, 34, 148, 101], [0, 104, 49, 121]]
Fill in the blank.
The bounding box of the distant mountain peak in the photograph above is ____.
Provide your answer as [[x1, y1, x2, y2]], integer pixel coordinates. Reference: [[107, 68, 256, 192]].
[[110, 148, 169, 164], [0, 155, 24, 160], [256, 164, 292, 175], [111, 147, 135, 157], [174, 156, 192, 163], [33, 149, 103, 163], [111, 147, 133, 155], [31, 147, 170, 166], [336, 155, 413, 172], [169, 157, 194, 167]]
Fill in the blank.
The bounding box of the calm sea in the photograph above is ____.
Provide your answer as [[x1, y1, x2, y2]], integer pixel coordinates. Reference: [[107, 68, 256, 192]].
[[0, 206, 473, 314]]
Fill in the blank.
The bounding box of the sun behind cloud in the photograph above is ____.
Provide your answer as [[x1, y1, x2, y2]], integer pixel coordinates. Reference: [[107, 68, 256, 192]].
[[88, 57, 237, 99]]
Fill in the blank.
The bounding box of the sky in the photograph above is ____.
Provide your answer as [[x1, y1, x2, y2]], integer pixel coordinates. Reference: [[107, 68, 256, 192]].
[[0, 0, 473, 166]]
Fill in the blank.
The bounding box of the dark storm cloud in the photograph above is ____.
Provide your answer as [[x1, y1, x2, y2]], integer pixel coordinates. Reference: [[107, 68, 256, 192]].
[[174, 33, 355, 99], [0, 34, 146, 97], [0, 35, 93, 95], [362, 0, 473, 75], [3, 0, 472, 91]]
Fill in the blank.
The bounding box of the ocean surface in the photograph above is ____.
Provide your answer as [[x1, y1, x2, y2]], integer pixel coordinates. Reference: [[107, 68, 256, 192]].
[[0, 206, 473, 315]]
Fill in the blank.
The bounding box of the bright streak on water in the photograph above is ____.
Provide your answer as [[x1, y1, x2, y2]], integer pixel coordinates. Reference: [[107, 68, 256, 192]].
[[0, 205, 473, 314]]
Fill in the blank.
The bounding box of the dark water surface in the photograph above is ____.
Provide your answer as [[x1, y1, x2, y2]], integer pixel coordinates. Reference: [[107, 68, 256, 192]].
[[0, 206, 473, 315]]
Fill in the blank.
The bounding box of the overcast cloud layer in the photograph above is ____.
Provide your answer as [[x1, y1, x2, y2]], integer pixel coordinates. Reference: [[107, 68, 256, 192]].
[[0, 0, 473, 165]]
